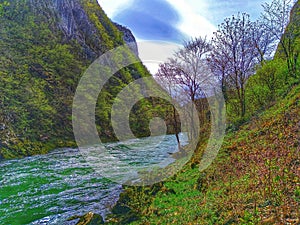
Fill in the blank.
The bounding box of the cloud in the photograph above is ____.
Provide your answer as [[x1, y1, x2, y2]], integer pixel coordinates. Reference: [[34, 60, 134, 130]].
[[112, 0, 187, 43], [98, 0, 273, 41], [164, 0, 216, 38], [98, 0, 133, 17], [198, 0, 272, 25]]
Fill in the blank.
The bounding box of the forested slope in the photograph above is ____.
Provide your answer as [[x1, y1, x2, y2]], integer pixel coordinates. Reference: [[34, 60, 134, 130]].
[[0, 0, 160, 158]]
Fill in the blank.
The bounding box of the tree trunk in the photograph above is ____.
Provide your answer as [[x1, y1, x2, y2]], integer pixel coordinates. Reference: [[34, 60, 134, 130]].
[[172, 105, 181, 149]]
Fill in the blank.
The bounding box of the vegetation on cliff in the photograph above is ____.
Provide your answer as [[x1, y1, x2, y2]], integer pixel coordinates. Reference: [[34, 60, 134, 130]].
[[0, 0, 170, 158]]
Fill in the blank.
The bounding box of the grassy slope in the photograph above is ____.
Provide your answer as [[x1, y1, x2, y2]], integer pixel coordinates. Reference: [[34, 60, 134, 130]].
[[118, 83, 299, 225]]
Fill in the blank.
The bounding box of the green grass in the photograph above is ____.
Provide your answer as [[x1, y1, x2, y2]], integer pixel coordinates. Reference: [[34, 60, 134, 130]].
[[108, 83, 300, 224]]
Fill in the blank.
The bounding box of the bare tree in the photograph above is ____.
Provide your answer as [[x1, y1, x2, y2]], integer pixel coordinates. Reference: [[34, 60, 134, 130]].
[[156, 37, 212, 140], [261, 0, 296, 75], [251, 20, 277, 64], [155, 62, 182, 148], [261, 0, 293, 41], [173, 37, 211, 102], [209, 39, 230, 102], [211, 13, 258, 118]]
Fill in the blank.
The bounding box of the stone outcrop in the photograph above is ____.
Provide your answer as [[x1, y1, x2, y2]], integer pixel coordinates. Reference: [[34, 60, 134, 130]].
[[114, 23, 139, 56], [28, 0, 139, 59]]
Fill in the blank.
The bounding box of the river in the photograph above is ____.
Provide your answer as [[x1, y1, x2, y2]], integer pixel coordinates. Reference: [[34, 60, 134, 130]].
[[0, 134, 187, 225]]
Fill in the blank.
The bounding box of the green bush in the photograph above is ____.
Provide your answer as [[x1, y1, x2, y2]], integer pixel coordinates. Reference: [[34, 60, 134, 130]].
[[245, 59, 289, 117]]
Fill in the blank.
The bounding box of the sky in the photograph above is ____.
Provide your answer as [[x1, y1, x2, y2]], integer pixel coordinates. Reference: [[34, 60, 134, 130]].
[[97, 0, 272, 74], [98, 0, 272, 41]]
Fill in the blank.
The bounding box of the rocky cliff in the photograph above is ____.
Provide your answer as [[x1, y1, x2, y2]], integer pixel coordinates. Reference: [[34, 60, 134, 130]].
[[0, 0, 154, 158], [29, 0, 137, 58], [114, 23, 139, 56]]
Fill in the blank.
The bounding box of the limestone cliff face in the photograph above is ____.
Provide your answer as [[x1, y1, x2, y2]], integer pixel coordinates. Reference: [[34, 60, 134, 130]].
[[28, 0, 138, 59]]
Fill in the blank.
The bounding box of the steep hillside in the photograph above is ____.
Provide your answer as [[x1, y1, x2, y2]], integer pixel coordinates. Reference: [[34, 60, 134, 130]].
[[107, 83, 299, 225], [0, 0, 155, 158], [106, 1, 300, 224], [274, 0, 300, 78]]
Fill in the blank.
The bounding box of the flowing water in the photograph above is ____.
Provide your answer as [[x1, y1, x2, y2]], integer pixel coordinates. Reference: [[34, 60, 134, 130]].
[[0, 134, 187, 225]]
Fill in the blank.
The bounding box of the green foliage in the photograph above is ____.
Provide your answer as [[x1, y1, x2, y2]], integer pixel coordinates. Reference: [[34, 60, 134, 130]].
[[0, 1, 9, 16], [275, 0, 300, 77], [82, 0, 124, 50], [221, 0, 300, 127], [246, 59, 288, 114], [244, 31, 299, 120], [0, 0, 166, 158], [0, 5, 83, 147]]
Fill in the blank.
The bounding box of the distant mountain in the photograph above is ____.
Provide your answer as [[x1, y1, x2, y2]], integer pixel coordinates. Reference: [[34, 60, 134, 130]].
[[0, 0, 160, 158]]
